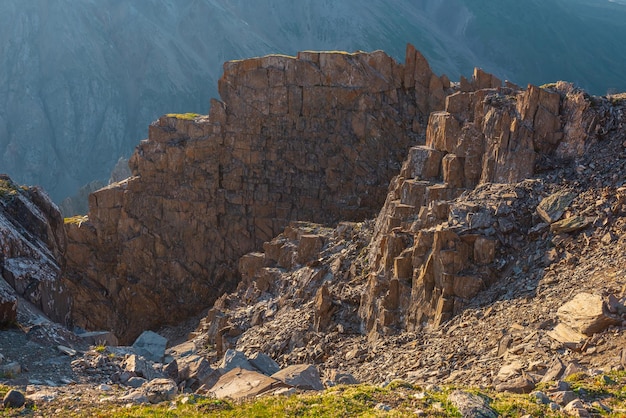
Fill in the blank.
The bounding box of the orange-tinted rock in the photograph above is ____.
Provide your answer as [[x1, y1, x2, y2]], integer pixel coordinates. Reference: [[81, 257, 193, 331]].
[[64, 49, 443, 343]]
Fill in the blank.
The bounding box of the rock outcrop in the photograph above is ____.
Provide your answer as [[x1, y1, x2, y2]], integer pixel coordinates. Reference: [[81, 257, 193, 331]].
[[359, 80, 601, 336], [0, 175, 70, 324], [64, 45, 451, 343]]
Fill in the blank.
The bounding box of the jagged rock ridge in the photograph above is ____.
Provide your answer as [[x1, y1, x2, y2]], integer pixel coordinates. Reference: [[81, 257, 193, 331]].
[[64, 45, 451, 343]]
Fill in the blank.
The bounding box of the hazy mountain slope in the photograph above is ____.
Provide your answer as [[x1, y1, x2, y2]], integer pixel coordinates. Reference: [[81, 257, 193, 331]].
[[0, 0, 624, 202]]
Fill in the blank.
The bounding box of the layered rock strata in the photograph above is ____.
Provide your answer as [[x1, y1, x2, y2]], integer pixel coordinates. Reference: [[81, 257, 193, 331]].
[[0, 175, 70, 324], [64, 45, 451, 343], [359, 80, 601, 336]]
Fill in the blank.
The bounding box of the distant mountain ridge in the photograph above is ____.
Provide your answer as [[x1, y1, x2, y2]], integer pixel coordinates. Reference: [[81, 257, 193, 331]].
[[1, 0, 625, 202]]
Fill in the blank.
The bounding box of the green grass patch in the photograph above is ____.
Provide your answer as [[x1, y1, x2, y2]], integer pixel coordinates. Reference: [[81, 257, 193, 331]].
[[0, 178, 19, 199], [165, 113, 200, 120]]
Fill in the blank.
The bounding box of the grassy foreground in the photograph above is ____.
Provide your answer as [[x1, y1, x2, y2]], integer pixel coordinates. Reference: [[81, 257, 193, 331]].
[[1, 371, 625, 417]]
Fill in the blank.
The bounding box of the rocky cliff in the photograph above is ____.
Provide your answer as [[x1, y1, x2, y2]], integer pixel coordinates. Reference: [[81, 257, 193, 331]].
[[64, 45, 451, 343], [359, 79, 602, 337], [0, 175, 70, 325]]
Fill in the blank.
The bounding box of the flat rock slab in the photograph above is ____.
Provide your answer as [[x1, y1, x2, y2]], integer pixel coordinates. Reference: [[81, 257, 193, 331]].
[[550, 216, 589, 234], [557, 292, 620, 335], [537, 191, 576, 223], [209, 367, 287, 400], [272, 364, 324, 391]]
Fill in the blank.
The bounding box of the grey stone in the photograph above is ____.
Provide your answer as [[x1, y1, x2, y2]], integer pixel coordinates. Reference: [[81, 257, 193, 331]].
[[272, 364, 324, 391], [541, 358, 565, 383], [249, 352, 280, 376], [127, 377, 147, 388], [118, 391, 149, 404], [550, 390, 578, 406], [531, 391, 550, 405], [536, 191, 576, 223], [142, 378, 178, 403], [132, 331, 168, 363], [220, 349, 256, 373], [448, 390, 498, 418]]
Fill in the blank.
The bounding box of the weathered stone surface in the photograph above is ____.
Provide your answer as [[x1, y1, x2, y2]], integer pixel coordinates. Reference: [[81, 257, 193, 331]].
[[563, 399, 591, 418], [314, 283, 335, 332], [448, 390, 498, 418], [209, 367, 286, 399], [132, 331, 167, 363], [272, 364, 324, 391], [537, 191, 576, 223], [547, 323, 587, 348], [550, 216, 590, 234], [495, 374, 536, 394], [122, 355, 157, 380], [556, 293, 620, 335], [220, 349, 256, 373], [248, 352, 280, 376], [541, 358, 565, 383], [64, 47, 441, 343], [134, 378, 178, 404], [359, 80, 598, 335], [0, 175, 70, 325], [297, 234, 323, 264], [400, 146, 444, 180]]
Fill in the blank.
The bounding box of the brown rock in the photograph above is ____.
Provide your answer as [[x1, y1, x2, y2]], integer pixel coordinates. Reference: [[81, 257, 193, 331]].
[[208, 367, 285, 400], [297, 234, 323, 264], [400, 146, 444, 180], [541, 358, 565, 383], [314, 284, 335, 332], [557, 293, 620, 335], [473, 237, 496, 265], [537, 191, 576, 223], [272, 364, 324, 391], [426, 111, 461, 153], [495, 374, 536, 394], [550, 216, 590, 234], [64, 49, 430, 343]]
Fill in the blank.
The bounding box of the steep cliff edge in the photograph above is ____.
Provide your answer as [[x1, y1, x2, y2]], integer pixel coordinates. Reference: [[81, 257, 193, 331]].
[[64, 45, 451, 343], [0, 175, 70, 325]]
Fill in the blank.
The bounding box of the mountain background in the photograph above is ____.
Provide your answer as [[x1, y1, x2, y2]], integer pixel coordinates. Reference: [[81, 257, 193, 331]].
[[1, 0, 625, 204]]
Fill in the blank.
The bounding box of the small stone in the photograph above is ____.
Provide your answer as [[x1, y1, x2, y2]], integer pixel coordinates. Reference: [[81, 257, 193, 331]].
[[375, 403, 392, 412], [127, 377, 147, 388], [98, 384, 112, 391], [531, 391, 550, 404], [564, 399, 591, 417], [448, 390, 498, 418], [272, 364, 324, 391], [3, 389, 25, 408], [550, 390, 577, 406], [495, 374, 535, 394]]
